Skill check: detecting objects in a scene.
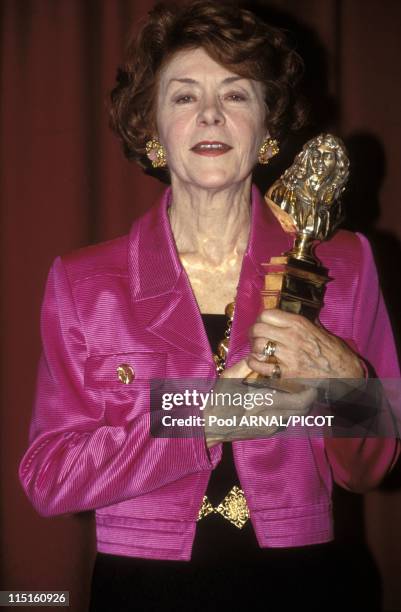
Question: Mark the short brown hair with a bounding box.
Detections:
[109,0,307,175]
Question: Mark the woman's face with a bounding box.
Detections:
[155,47,269,191]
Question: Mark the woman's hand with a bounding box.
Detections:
[204,357,317,449]
[247,308,364,380]
[205,309,364,449]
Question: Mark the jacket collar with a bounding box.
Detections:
[128,185,292,367]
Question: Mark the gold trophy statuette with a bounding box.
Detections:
[245,133,350,390]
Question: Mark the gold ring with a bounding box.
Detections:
[271,363,281,379]
[262,339,276,359]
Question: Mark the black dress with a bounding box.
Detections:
[88,315,381,611]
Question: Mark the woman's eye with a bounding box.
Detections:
[226,93,247,102]
[175,95,194,104]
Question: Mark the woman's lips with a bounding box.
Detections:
[190,141,232,156]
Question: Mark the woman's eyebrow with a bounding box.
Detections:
[166,76,247,89]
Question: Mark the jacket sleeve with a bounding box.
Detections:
[324,232,400,493]
[19,256,220,517]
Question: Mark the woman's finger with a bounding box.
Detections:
[259,309,337,352]
[258,309,328,342]
[246,355,285,378]
[220,358,254,379]
[250,322,326,364]
[249,322,292,345]
[251,337,283,358]
[258,308,302,328]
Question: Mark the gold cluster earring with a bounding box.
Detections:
[145,138,167,168]
[258,137,280,165]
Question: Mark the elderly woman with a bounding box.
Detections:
[19,1,400,611]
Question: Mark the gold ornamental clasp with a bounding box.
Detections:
[197,486,250,529]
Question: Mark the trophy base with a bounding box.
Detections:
[261,255,331,322]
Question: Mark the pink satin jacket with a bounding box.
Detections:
[19,185,400,560]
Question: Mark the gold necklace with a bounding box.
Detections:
[198,300,251,529]
[212,301,235,375]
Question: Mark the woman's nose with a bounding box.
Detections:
[196,98,225,126]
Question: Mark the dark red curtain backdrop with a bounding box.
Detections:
[1,1,401,611]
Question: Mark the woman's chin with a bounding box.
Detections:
[184,170,245,191]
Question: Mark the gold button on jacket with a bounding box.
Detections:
[116,364,135,384]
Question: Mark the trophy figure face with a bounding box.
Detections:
[268,133,350,259]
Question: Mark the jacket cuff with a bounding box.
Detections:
[324,436,400,493]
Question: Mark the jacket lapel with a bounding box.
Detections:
[127,188,212,363]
